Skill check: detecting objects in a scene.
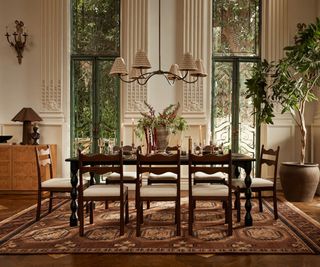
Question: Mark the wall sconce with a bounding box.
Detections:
[5,20,28,64]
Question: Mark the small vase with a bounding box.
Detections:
[155,126,170,152]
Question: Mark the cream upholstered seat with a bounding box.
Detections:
[136,149,181,237]
[188,150,233,236]
[35,145,87,221]
[232,145,280,222]
[78,150,129,237]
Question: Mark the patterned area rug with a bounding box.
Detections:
[0,197,319,254]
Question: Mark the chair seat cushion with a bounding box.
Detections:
[194,171,226,181]
[192,184,229,197]
[232,177,274,188]
[83,184,128,197]
[140,184,177,197]
[41,178,72,188]
[148,172,177,181]
[106,172,136,181]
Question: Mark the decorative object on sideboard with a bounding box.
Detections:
[0,135,13,143]
[30,124,40,145]
[5,20,28,64]
[12,108,42,145]
[109,0,207,85]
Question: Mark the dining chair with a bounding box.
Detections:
[78,149,129,236]
[136,148,181,237]
[232,145,280,222]
[35,145,85,221]
[105,145,140,208]
[193,145,226,185]
[188,150,233,236]
[145,146,179,208]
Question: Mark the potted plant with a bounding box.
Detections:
[136,101,188,153]
[245,18,320,201]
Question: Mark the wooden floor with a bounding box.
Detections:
[0,192,319,267]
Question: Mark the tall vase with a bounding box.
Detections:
[155,126,170,152]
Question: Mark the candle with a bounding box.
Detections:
[199,125,202,146]
[131,118,135,147]
[120,123,124,144]
[188,137,192,152]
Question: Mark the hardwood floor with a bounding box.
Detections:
[0,192,319,267]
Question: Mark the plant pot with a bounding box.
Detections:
[155,127,169,152]
[279,162,320,202]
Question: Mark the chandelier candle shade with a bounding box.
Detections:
[109,0,207,85]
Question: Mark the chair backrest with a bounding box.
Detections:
[136,149,181,183]
[258,145,280,183]
[35,145,54,187]
[188,150,232,189]
[78,150,124,190]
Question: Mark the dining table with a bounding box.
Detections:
[65,153,255,227]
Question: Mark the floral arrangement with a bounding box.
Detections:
[136,101,188,152]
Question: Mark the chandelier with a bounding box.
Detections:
[109,0,207,85]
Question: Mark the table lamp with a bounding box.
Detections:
[12,107,42,145]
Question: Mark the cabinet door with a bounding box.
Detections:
[0,146,12,190]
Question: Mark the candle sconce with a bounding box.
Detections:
[5,20,28,64]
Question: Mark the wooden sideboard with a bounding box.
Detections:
[0,144,57,191]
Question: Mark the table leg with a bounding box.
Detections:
[70,161,79,227]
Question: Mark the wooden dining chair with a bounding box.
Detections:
[188,150,233,236]
[35,145,85,221]
[105,145,140,208]
[78,149,129,236]
[136,149,181,237]
[232,145,280,222]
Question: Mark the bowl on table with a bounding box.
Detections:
[0,135,13,143]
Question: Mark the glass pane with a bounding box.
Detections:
[239,62,256,158]
[72,60,93,155]
[212,62,233,149]
[72,0,120,55]
[97,60,119,142]
[213,0,260,56]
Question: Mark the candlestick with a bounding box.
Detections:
[131,118,135,147]
[120,123,124,145]
[199,125,202,146]
[188,137,192,153]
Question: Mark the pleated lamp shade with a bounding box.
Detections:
[132,50,151,69]
[167,64,181,80]
[12,108,42,145]
[129,67,141,79]
[191,59,207,77]
[179,52,197,71]
[109,57,128,76]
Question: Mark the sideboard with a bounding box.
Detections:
[0,144,57,192]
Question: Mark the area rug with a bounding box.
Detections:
[0,197,319,254]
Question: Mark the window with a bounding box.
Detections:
[71,0,120,155]
[212,0,261,159]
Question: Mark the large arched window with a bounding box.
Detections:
[70,0,120,155]
[212,0,261,159]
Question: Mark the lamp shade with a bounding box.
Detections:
[12,107,42,122]
[109,57,128,76]
[132,50,151,69]
[179,52,197,71]
[190,59,207,77]
[167,64,181,80]
[12,108,42,145]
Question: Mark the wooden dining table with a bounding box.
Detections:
[65,153,255,227]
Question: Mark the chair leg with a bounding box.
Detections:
[236,191,241,222]
[227,200,233,236]
[120,199,124,236]
[48,192,53,213]
[188,198,194,236]
[125,193,129,224]
[273,191,278,220]
[36,190,42,221]
[89,201,94,224]
[176,199,181,236]
[105,201,108,209]
[258,191,263,212]
[136,202,141,237]
[147,200,150,209]
[79,200,84,237]
[224,201,228,224]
